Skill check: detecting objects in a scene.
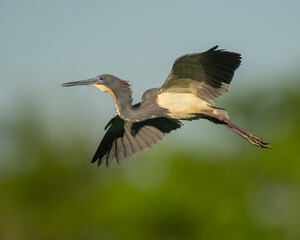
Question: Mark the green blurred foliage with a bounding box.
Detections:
[1,75,300,240]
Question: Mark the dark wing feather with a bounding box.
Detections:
[159,46,241,101]
[91,116,183,167]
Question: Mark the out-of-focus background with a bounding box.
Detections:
[1,1,300,239]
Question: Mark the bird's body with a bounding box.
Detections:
[157,91,223,119]
[62,46,271,166]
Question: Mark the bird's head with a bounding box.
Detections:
[61,74,131,103]
[62,74,114,89]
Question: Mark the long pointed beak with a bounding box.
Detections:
[61,77,100,87]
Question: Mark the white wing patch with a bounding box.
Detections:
[157,92,218,119]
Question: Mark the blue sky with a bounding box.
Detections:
[1,0,299,138]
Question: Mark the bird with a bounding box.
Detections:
[62,46,271,167]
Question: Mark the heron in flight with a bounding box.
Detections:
[62,46,271,167]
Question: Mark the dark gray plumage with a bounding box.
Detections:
[62,46,271,167]
[92,115,182,166]
[160,46,241,101]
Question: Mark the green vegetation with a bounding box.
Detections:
[1,76,299,240]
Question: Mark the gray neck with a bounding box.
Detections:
[111,81,167,122]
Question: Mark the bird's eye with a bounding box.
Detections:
[99,76,104,80]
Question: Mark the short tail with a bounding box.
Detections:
[210,105,229,119]
[202,111,272,148]
[215,108,229,120]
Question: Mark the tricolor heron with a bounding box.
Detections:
[62,46,271,167]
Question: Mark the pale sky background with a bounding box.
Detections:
[1,0,300,152]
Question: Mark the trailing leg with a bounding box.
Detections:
[201,111,272,148]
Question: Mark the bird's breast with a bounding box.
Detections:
[94,84,117,102]
[156,92,214,119]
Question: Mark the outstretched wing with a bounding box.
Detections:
[91,115,183,167]
[159,46,241,101]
